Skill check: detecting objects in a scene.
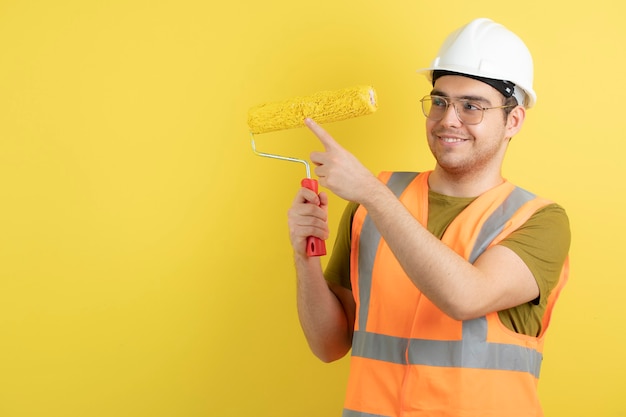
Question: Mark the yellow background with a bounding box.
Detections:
[0,1,624,416]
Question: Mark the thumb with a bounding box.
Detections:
[318,191,329,210]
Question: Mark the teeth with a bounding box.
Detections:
[441,137,464,143]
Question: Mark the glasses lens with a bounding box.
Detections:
[421,96,484,125]
[457,100,483,125]
[421,96,447,121]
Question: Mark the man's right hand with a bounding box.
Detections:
[287,186,329,257]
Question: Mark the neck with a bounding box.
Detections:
[427,166,505,198]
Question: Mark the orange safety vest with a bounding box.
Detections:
[344,171,569,417]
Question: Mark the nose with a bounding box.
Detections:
[440,101,462,126]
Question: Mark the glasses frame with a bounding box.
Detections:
[420,95,516,125]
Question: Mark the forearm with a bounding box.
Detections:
[361,181,483,319]
[294,253,352,362]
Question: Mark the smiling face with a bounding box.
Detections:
[426,75,525,181]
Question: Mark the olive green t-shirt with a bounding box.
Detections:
[324,190,571,337]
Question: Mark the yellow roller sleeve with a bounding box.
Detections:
[247,85,378,134]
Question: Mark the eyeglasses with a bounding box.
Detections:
[420,95,515,125]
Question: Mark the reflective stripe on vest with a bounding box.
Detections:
[354,172,541,377]
[352,319,542,377]
[355,172,419,331]
[344,410,387,417]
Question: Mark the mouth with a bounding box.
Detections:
[440,137,467,143]
[436,134,470,144]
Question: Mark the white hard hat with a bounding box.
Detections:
[417,18,536,108]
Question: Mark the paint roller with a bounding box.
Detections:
[248,85,378,257]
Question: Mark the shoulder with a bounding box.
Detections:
[499,201,570,300]
[524,202,571,242]
[507,183,570,247]
[504,200,570,255]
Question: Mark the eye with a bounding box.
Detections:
[432,96,448,107]
[461,100,482,111]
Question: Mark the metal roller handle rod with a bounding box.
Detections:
[250,133,311,178]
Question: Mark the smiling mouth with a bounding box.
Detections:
[440,137,467,143]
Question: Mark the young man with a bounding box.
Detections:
[287,18,570,417]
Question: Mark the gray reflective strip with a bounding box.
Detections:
[357,172,418,330]
[469,187,536,263]
[385,172,419,196]
[343,409,390,417]
[352,328,409,364]
[356,215,379,331]
[352,323,543,377]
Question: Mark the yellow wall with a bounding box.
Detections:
[0,1,623,416]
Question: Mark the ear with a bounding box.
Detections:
[505,105,526,139]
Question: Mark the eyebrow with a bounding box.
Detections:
[430,89,493,105]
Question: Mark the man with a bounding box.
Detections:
[287,18,570,417]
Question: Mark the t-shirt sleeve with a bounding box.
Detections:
[498,203,571,304]
[323,201,359,290]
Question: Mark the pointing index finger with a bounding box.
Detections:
[304,118,338,151]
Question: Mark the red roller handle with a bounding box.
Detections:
[301,178,327,257]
